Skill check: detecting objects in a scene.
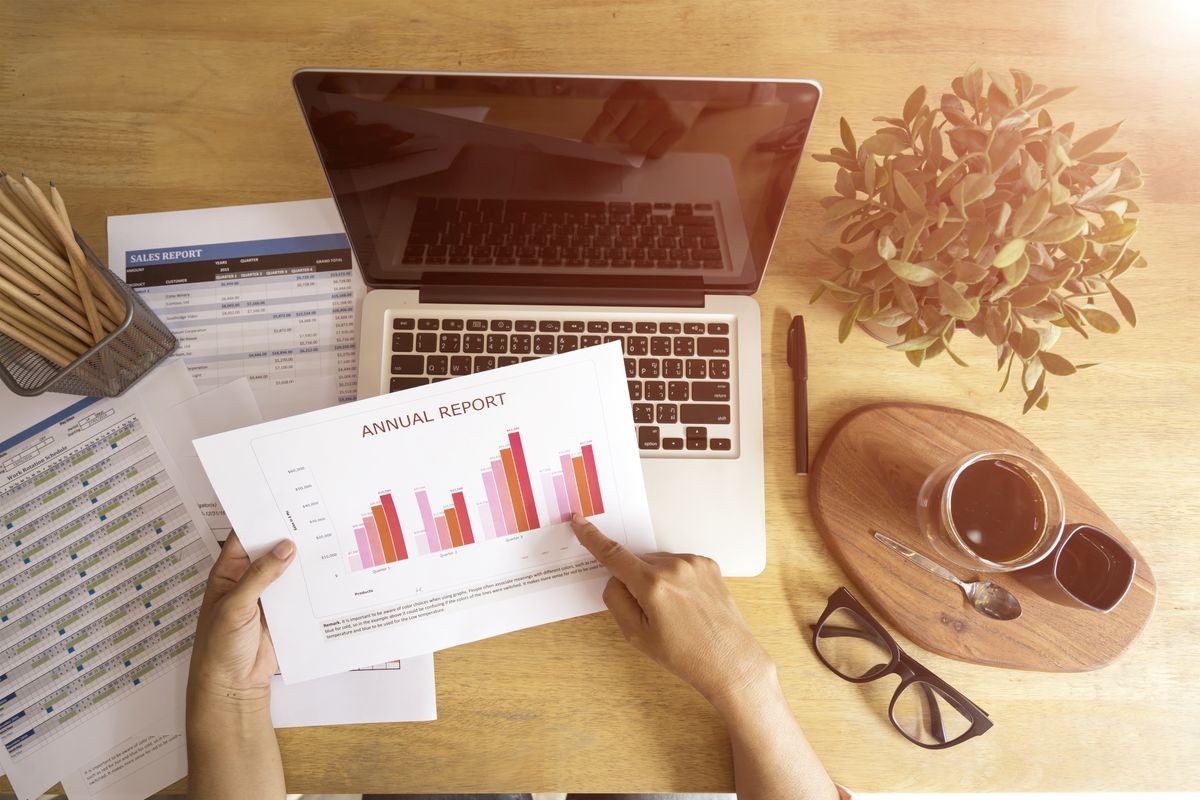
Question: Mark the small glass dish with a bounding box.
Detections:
[916,449,1065,573]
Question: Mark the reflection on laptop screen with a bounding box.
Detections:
[294,71,820,293]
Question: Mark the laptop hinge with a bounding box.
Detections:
[417,284,705,308]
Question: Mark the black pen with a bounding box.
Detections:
[787,316,808,474]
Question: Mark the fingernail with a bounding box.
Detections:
[273,539,295,559]
[572,513,585,525]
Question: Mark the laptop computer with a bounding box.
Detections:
[293,70,821,576]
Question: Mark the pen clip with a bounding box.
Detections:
[786,317,798,367]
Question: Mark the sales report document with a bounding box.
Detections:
[196,343,655,683]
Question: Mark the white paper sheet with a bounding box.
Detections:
[60,719,184,800]
[0,363,221,800]
[107,199,367,422]
[195,343,655,683]
[154,378,263,539]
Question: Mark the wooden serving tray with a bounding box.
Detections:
[809,403,1156,672]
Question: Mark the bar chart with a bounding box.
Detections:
[346,430,606,572]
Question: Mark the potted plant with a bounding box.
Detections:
[810,65,1146,411]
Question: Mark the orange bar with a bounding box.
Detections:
[572,456,594,516]
[500,448,530,531]
[444,508,465,547]
[371,504,398,563]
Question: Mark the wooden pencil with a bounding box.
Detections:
[2,173,60,248]
[49,182,126,320]
[0,237,89,316]
[0,294,87,357]
[0,273,94,344]
[21,176,105,343]
[0,258,95,335]
[0,172,57,252]
[0,316,74,368]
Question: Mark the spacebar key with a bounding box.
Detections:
[680,404,732,424]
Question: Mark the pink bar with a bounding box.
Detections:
[491,458,518,534]
[362,515,385,566]
[541,472,563,523]
[553,473,571,523]
[353,525,374,569]
[560,454,583,515]
[415,489,441,553]
[507,431,540,528]
[349,553,363,572]
[435,516,452,550]
[482,471,507,538]
[477,502,494,539]
[581,443,604,514]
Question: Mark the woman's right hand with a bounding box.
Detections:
[569,514,776,710]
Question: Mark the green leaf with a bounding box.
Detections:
[809,283,826,304]
[823,197,867,223]
[1010,186,1052,238]
[1107,281,1137,326]
[891,169,926,212]
[877,234,898,260]
[960,173,996,206]
[903,85,927,125]
[1069,121,1123,160]
[937,280,979,319]
[1036,392,1050,411]
[1039,351,1077,375]
[988,70,1018,104]
[886,259,940,285]
[1025,86,1076,109]
[906,348,925,367]
[1022,371,1047,414]
[863,134,906,156]
[919,221,964,259]
[1028,214,1086,244]
[838,298,864,343]
[888,331,943,352]
[992,238,1027,268]
[818,279,863,304]
[1092,220,1137,244]
[1082,307,1120,333]
[849,245,884,272]
[840,117,857,155]
[1009,284,1050,307]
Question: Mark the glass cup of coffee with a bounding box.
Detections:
[916,450,1065,573]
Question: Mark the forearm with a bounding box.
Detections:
[186,690,285,800]
[713,668,839,800]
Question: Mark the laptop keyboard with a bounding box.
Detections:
[388,313,738,457]
[401,197,724,270]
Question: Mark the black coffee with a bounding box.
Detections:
[949,457,1046,564]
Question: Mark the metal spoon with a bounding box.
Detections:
[873,531,1023,621]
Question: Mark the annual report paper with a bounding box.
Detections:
[195,343,654,683]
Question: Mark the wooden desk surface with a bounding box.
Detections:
[2,0,1197,792]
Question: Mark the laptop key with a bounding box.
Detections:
[684,322,706,334]
[710,438,732,451]
[498,356,521,367]
[538,320,561,332]
[662,437,684,450]
[663,358,683,378]
[474,356,496,371]
[638,359,660,379]
[564,320,585,332]
[651,336,671,356]
[516,320,537,331]
[612,321,634,333]
[416,333,438,352]
[393,318,416,330]
[655,404,678,424]
[627,381,642,400]
[534,335,555,355]
[490,319,513,331]
[390,377,429,392]
[557,335,579,353]
[710,359,730,379]
[426,355,449,375]
[636,322,658,333]
[660,322,682,334]
[467,319,488,331]
[439,333,462,353]
[698,337,730,357]
[510,334,532,354]
[638,426,661,450]
[686,436,708,451]
[624,358,636,378]
[418,319,439,330]
[668,381,689,401]
[633,404,654,424]
[463,334,485,353]
[450,356,472,375]
[443,319,465,330]
[587,321,609,333]
[487,334,509,354]
[681,404,732,424]
[692,382,731,402]
[707,322,730,334]
[391,355,424,375]
[627,336,648,355]
[645,381,666,401]
[392,332,414,352]
[685,359,707,379]
[581,335,602,348]
[673,337,695,356]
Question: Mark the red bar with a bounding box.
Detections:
[581,444,604,514]
[451,491,475,545]
[379,492,409,560]
[507,431,540,529]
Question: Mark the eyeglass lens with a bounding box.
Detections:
[891,680,974,746]
[814,607,893,680]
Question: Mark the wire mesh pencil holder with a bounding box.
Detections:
[0,236,176,397]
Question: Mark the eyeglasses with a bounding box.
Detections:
[811,587,993,749]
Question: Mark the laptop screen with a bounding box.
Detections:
[293,70,820,295]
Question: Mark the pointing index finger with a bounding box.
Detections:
[570,513,651,592]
